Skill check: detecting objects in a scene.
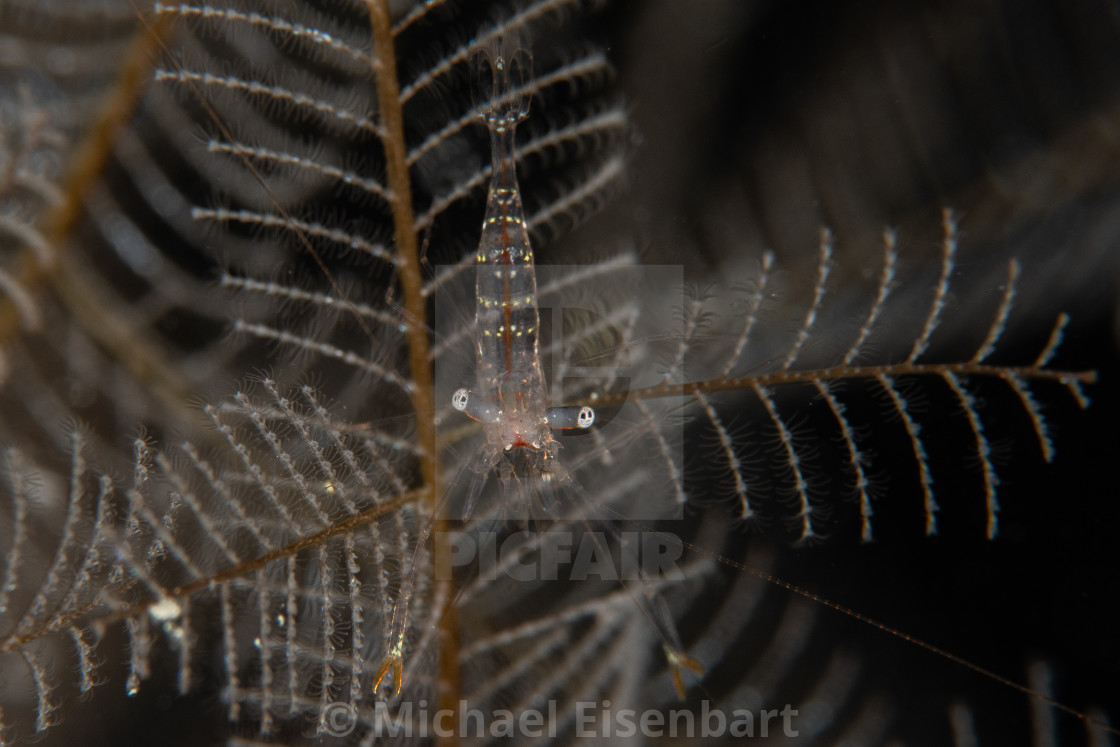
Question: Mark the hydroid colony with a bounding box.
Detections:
[0,1,1116,745]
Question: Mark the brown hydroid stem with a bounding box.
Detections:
[366,0,459,724]
[590,361,1098,408]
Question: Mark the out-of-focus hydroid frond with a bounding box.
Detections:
[582,211,1093,546]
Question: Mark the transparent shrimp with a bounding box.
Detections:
[373,37,702,702]
[372,37,594,700]
[449,38,594,521]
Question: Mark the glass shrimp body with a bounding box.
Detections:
[374,43,597,700]
[453,44,593,502]
[474,77,551,452]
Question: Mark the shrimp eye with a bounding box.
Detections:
[544,404,596,430]
[577,406,595,429]
[452,388,470,411]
